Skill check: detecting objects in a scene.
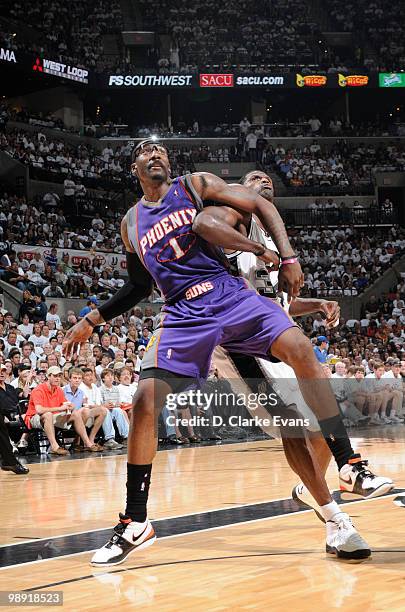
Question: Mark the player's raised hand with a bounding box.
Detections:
[62,319,93,359]
[278,261,304,301]
[319,300,340,328]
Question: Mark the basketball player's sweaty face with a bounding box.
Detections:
[243,171,274,201]
[132,144,171,184]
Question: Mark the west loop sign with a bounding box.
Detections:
[32,57,89,84]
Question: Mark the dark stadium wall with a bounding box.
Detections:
[0,151,28,195]
[7,87,83,130]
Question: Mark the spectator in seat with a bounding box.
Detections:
[347,366,370,417]
[3,261,27,291]
[28,323,49,349]
[381,360,404,422]
[100,334,115,360]
[117,367,138,413]
[367,361,392,424]
[79,368,117,450]
[63,175,76,213]
[25,264,47,294]
[63,367,105,452]
[10,364,36,399]
[32,295,48,322]
[138,326,152,348]
[24,366,85,456]
[0,364,29,474]
[18,313,34,338]
[314,336,329,363]
[19,292,36,322]
[46,303,62,329]
[44,248,58,271]
[79,298,98,318]
[32,252,45,275]
[99,369,129,444]
[3,330,21,357]
[43,279,65,298]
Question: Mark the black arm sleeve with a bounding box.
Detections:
[98,251,153,322]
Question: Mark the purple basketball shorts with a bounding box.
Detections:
[141,273,295,379]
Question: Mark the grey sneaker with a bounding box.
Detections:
[326,513,371,560]
[103,439,124,450]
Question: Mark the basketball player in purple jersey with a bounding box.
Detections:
[64,139,371,564]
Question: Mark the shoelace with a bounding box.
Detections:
[105,520,127,549]
[353,459,374,478]
[333,514,353,531]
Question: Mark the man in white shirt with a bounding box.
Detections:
[16,252,30,272]
[246,131,257,161]
[18,315,34,338]
[26,263,47,288]
[117,367,138,410]
[46,303,62,329]
[28,323,50,349]
[63,176,76,212]
[79,368,122,450]
[308,116,321,133]
[382,360,404,420]
[33,252,45,275]
[239,117,251,134]
[21,342,37,368]
[110,271,124,290]
[367,361,396,424]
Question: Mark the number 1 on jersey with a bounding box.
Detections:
[169,237,185,259]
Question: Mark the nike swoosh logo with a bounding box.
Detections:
[340,476,353,484]
[132,525,148,543]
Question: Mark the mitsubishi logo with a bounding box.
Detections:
[32,58,43,72]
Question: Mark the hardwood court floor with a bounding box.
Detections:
[1,430,405,610]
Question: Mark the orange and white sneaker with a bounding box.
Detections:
[339,455,394,499]
[91,513,156,567]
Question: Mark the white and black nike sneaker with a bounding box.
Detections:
[91,513,156,567]
[292,484,325,523]
[326,512,371,560]
[339,455,394,499]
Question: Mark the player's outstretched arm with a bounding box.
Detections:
[191,173,304,298]
[289,298,340,328]
[193,206,280,268]
[63,217,153,358]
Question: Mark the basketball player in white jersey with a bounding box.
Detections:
[196,170,394,521]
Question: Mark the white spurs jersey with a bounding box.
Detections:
[226,217,289,311]
[225,217,319,432]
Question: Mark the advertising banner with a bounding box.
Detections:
[0,52,396,90]
[32,57,89,84]
[13,245,128,275]
[379,73,405,88]
[107,74,194,87]
[0,47,17,64]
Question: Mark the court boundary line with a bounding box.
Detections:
[0,493,299,548]
[1,489,403,571]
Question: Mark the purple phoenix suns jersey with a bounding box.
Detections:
[124,175,227,302]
